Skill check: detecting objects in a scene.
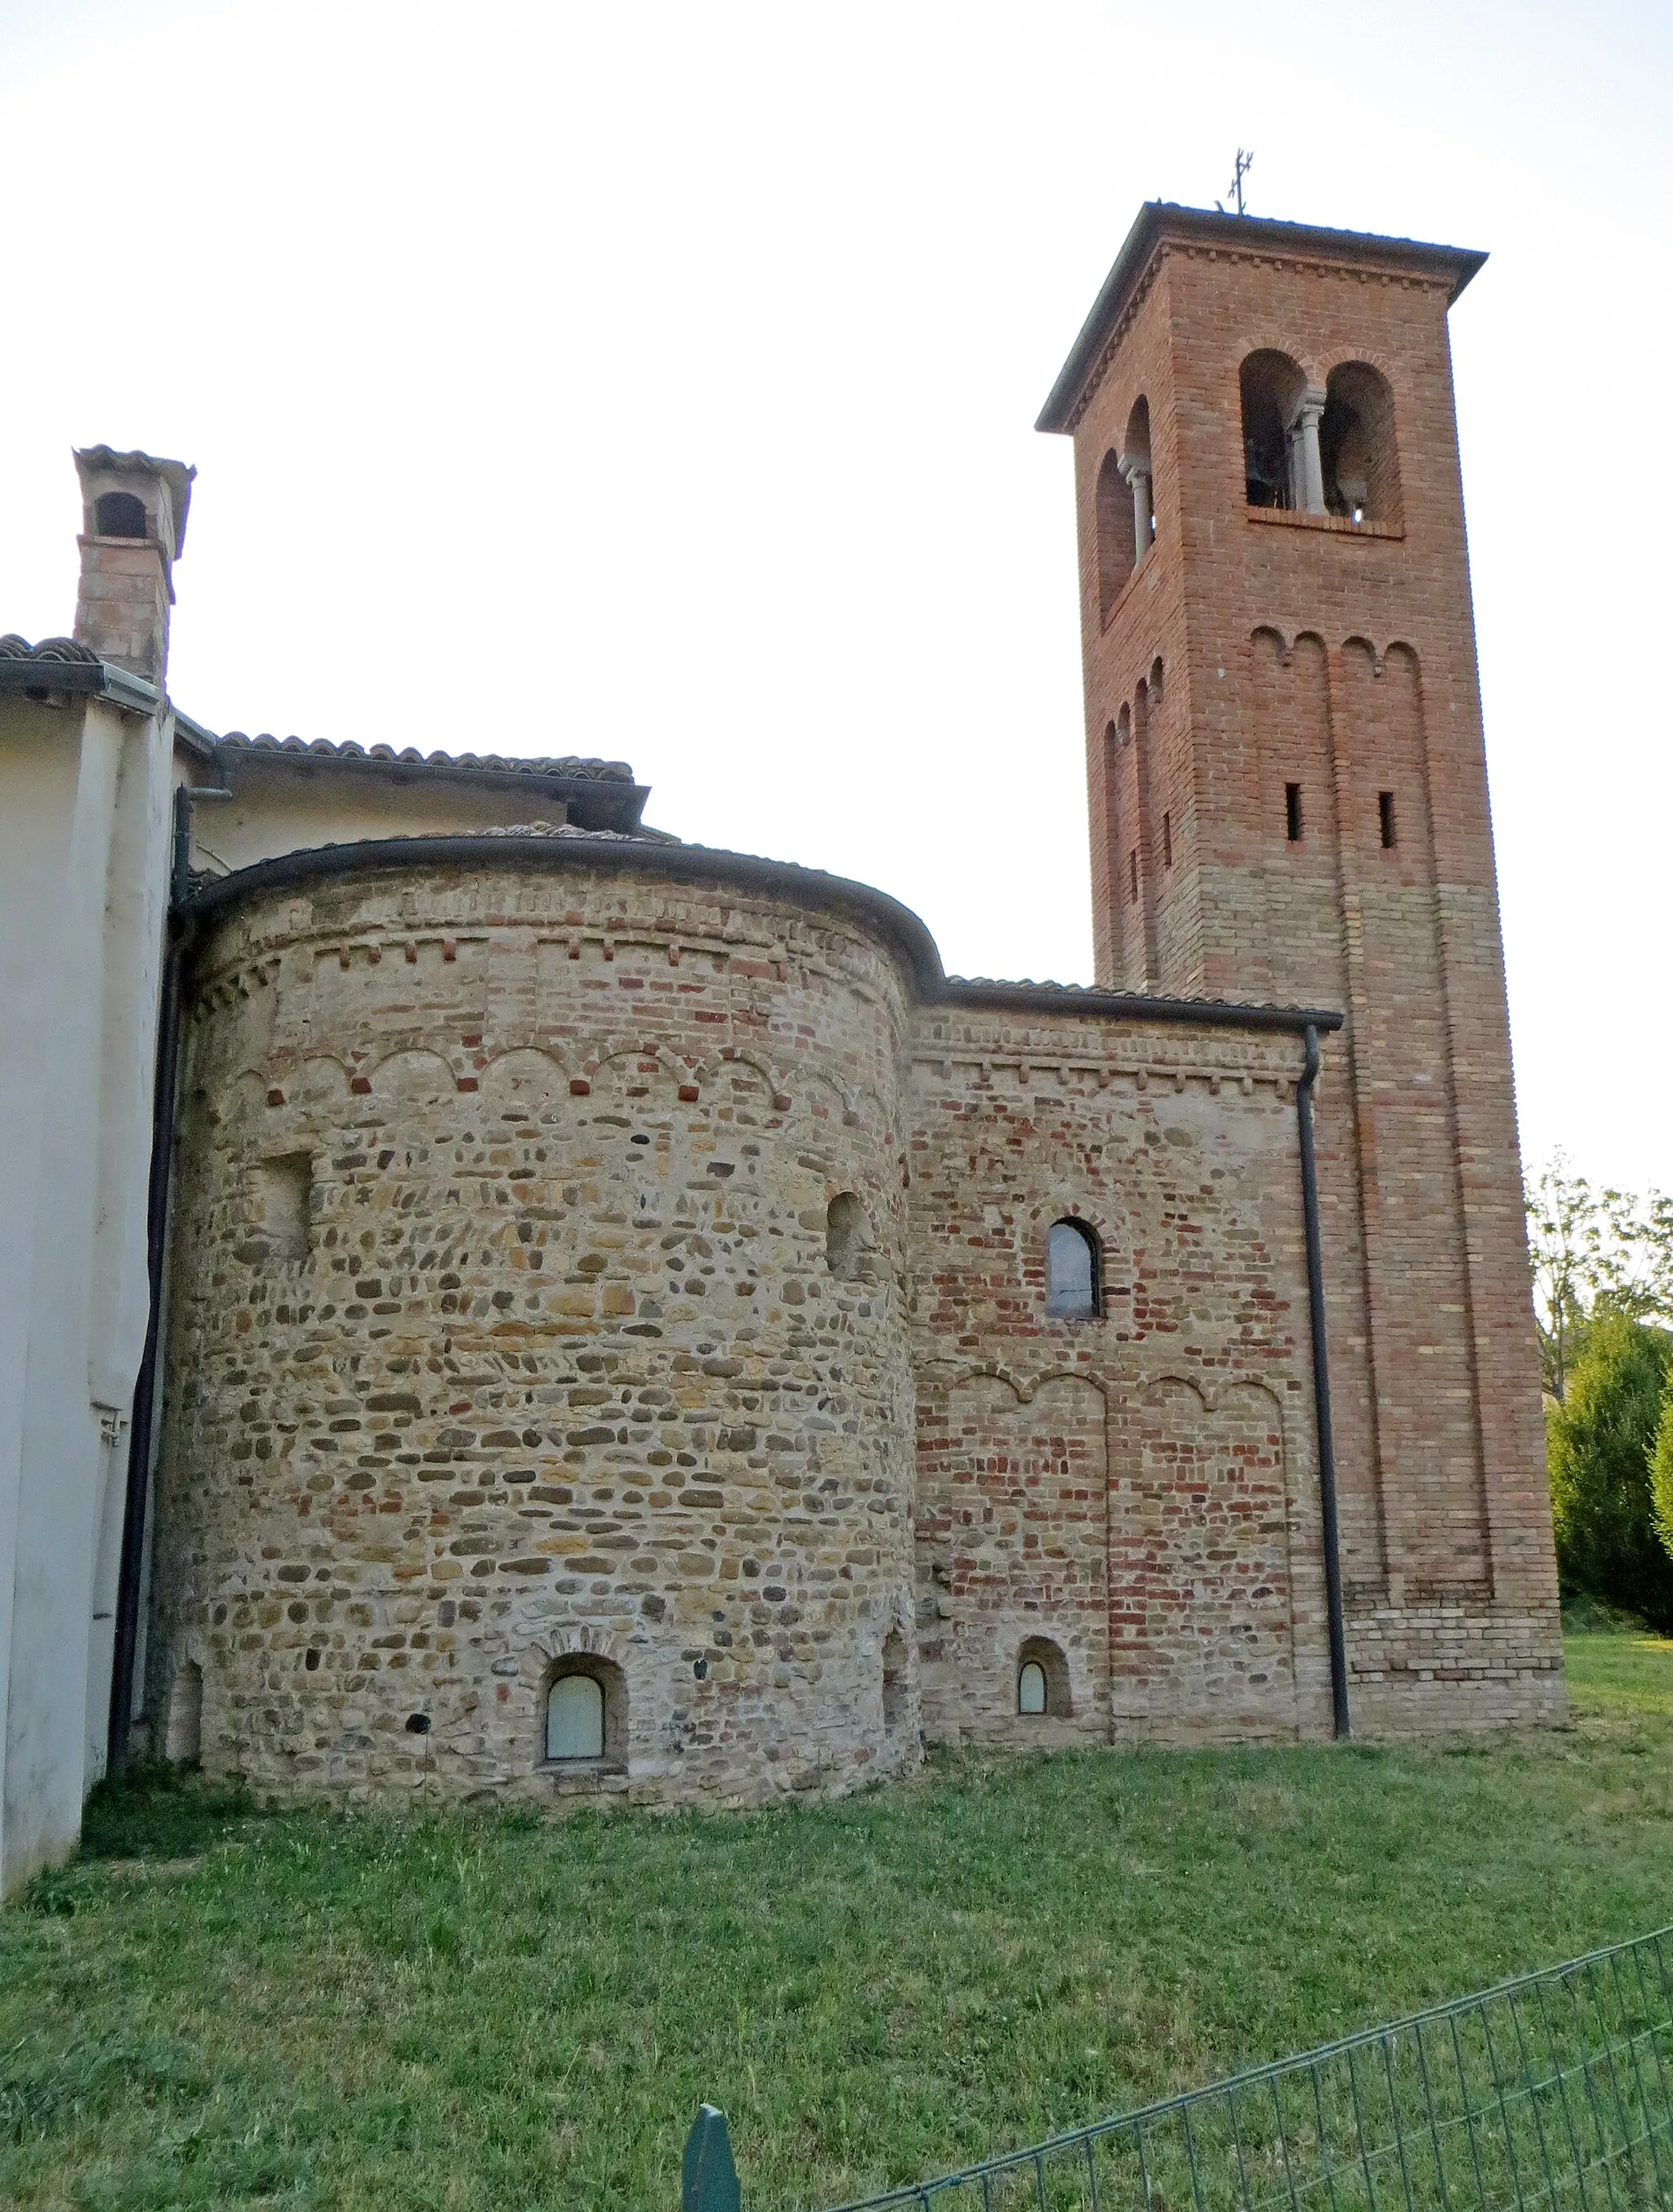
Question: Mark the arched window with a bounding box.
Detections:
[1122,396,1154,555]
[826,1191,872,1281]
[1045,1217,1100,1319]
[95,490,148,539]
[1321,362,1401,526]
[1096,448,1136,619]
[542,1657,624,1765]
[165,1657,203,1763]
[547,1675,603,1759]
[1239,350,1307,508]
[1149,655,1164,704]
[1017,1636,1071,1716]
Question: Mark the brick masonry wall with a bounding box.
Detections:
[73,536,172,681]
[147,858,924,1807]
[908,1008,1336,1748]
[1057,221,1565,1732]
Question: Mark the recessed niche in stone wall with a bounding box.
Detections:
[164,1657,203,1763]
[255,1153,312,1262]
[826,1191,872,1280]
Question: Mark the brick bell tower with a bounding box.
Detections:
[1038,204,1563,1730]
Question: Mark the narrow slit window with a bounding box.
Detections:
[1379,791,1397,849]
[1286,783,1303,843]
[1162,811,1173,868]
[1128,849,1139,903]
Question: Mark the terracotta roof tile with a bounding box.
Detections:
[0,633,103,665]
[214,730,636,783]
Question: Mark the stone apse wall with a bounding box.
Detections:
[148,854,922,1807]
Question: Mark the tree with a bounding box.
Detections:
[1548,1315,1673,1629]
[1526,1156,1673,1399]
[1527,1157,1605,1401]
[1640,1190,1673,1318]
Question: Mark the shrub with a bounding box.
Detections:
[1652,1377,1673,1568]
[1549,1316,1673,1629]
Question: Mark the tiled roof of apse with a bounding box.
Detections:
[214,730,636,782]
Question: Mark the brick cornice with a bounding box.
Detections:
[1063,239,1456,435]
[1040,203,1481,436]
[1061,256,1163,435]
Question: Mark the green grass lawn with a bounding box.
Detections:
[4,1634,1671,2212]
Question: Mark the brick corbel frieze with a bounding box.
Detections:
[1063,240,1456,435]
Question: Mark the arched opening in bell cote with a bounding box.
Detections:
[1239,350,1306,509]
[1096,448,1136,619]
[1321,361,1401,527]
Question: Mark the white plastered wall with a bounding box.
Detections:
[0,693,173,1900]
[190,758,585,876]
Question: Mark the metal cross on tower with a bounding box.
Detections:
[1221,147,1254,216]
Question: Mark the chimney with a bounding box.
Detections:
[72,446,196,685]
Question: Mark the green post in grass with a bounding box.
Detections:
[683,2104,741,2212]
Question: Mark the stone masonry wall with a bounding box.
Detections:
[147,856,921,1807]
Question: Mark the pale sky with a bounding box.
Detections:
[2,0,1668,1199]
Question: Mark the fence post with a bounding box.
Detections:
[684,2103,742,2212]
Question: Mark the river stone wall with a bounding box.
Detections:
[147,857,921,1806]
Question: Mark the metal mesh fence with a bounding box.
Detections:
[819,1930,1673,2212]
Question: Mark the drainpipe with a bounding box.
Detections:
[106,782,219,1769]
[1297,1022,1350,1739]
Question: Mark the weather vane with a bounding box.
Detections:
[1216,148,1254,217]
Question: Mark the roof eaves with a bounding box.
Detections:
[176,832,1343,1038]
[0,635,163,716]
[939,975,1343,1036]
[212,731,637,783]
[170,706,219,760]
[210,730,652,828]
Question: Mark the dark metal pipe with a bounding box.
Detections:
[107,787,194,1770]
[1297,1021,1350,1739]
